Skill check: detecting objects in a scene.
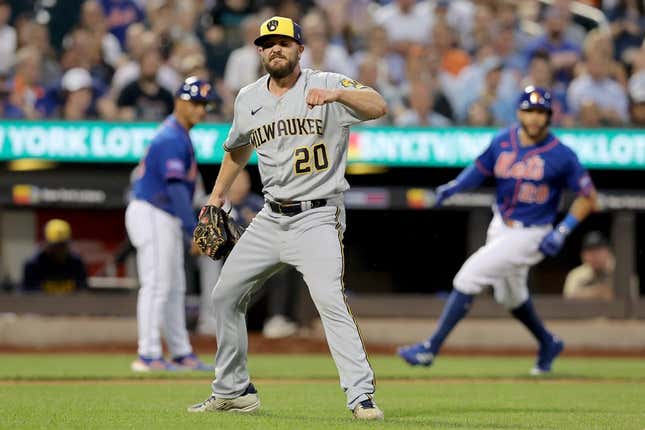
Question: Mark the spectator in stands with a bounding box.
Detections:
[563,231,615,301]
[0,0,16,76]
[394,79,452,127]
[431,0,475,53]
[58,67,115,120]
[199,0,259,78]
[496,1,532,52]
[80,0,122,69]
[580,28,628,87]
[355,54,400,125]
[372,0,431,56]
[522,50,574,127]
[466,99,494,126]
[109,23,146,96]
[431,20,470,78]
[300,11,356,77]
[100,0,145,49]
[550,0,587,48]
[60,27,113,88]
[114,26,181,96]
[3,47,45,119]
[495,24,525,75]
[458,56,519,126]
[21,219,88,294]
[0,71,8,117]
[117,48,174,121]
[352,24,406,86]
[18,20,61,87]
[629,70,645,125]
[315,0,374,50]
[468,3,495,56]
[606,0,645,65]
[567,50,630,126]
[524,6,581,86]
[223,15,262,95]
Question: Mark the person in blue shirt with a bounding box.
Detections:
[398,86,598,375]
[125,76,216,372]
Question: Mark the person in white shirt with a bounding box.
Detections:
[299,12,356,77]
[567,50,629,125]
[223,15,262,95]
[0,0,16,76]
[372,0,432,54]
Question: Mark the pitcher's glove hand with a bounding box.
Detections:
[193,205,244,260]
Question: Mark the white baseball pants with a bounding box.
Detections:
[453,212,552,309]
[125,200,192,358]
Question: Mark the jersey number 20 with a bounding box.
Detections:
[294,143,329,175]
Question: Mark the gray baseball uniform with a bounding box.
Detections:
[210,68,375,410]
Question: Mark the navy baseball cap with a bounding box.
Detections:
[254,16,304,46]
[518,86,552,112]
[175,76,216,103]
[582,231,609,250]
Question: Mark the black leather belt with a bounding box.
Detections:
[268,199,327,216]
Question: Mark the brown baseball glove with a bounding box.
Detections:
[193,205,244,260]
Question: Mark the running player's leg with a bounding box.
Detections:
[497,265,564,372]
[498,267,551,345]
[286,206,375,410]
[210,208,283,398]
[400,225,532,364]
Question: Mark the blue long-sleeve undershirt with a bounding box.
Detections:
[167,181,197,238]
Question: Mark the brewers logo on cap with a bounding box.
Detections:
[254,16,304,46]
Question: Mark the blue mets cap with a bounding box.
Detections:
[254,16,304,46]
[175,76,216,103]
[518,86,552,111]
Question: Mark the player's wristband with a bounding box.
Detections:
[556,214,579,236]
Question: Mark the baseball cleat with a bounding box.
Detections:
[130,356,178,372]
[397,341,435,366]
[530,336,564,375]
[171,353,214,371]
[353,399,384,420]
[262,314,298,339]
[187,383,260,413]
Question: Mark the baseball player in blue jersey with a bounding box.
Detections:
[398,86,598,375]
[125,76,215,372]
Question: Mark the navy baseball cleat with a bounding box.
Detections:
[530,336,564,375]
[171,353,214,371]
[397,341,435,366]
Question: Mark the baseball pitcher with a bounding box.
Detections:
[398,86,598,375]
[188,16,387,420]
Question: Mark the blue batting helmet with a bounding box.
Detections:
[175,76,216,103]
[518,86,552,112]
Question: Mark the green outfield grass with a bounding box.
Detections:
[1,354,644,429]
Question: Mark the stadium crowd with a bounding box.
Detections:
[0,0,643,127]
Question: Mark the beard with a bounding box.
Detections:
[263,54,298,79]
[520,120,549,140]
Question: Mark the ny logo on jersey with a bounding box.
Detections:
[494,152,545,181]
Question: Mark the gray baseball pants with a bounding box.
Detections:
[208,202,375,409]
